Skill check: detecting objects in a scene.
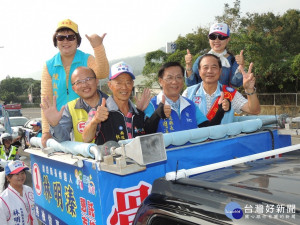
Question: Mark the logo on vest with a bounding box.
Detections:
[77,121,86,133]
[226,86,235,92]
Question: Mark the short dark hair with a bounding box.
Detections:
[53,28,82,47]
[158,62,185,79]
[198,54,222,69]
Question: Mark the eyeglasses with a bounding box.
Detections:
[56,34,76,41]
[208,33,229,41]
[163,75,184,83]
[72,77,96,86]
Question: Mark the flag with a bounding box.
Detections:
[2,108,12,134]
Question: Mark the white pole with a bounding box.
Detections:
[165,144,300,181]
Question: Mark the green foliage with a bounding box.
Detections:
[215,0,241,32]
[143,0,300,93]
[142,50,168,88]
[0,77,41,105]
[237,9,300,92]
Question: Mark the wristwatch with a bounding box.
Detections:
[245,87,256,95]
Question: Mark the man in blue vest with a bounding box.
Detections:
[143,62,230,134]
[183,54,261,124]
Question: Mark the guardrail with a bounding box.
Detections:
[256,93,300,106]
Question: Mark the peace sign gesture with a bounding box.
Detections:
[240,62,255,93]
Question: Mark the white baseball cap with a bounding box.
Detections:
[209,22,230,37]
[5,160,29,175]
[109,61,135,80]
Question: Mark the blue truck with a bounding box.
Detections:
[25,116,299,225]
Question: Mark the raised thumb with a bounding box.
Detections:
[161,95,166,105]
[218,92,224,104]
[101,98,106,107]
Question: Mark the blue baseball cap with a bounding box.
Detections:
[31,122,41,127]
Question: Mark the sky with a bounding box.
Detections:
[0,0,299,80]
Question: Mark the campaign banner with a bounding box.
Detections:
[30,130,291,225]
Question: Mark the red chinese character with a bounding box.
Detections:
[88,200,95,218]
[81,216,88,225]
[80,197,87,213]
[107,181,151,225]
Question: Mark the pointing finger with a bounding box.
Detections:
[187,49,190,55]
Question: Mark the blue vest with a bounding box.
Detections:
[46,49,90,110]
[186,82,235,124]
[148,96,199,133]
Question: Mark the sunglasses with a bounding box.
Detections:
[56,34,76,41]
[208,33,229,41]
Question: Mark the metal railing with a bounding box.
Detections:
[257,93,300,106]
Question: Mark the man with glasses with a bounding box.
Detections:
[82,62,147,145]
[143,62,230,134]
[185,22,244,87]
[41,66,108,142]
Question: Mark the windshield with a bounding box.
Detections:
[9,118,28,126]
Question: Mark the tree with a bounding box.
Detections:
[235,9,300,92]
[0,77,24,103]
[0,77,42,104]
[142,50,168,88]
[291,53,300,92]
[215,0,241,32]
[142,0,299,93]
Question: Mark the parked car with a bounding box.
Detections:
[133,150,300,225]
[19,118,42,150]
[0,116,29,144]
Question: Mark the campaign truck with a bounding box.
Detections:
[25,115,300,225]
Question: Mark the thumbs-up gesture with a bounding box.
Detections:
[240,63,256,93]
[85,33,107,48]
[162,95,171,118]
[218,92,230,112]
[185,49,193,68]
[235,50,245,67]
[93,98,109,123]
[40,95,65,127]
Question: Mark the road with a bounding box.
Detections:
[22,107,41,119]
